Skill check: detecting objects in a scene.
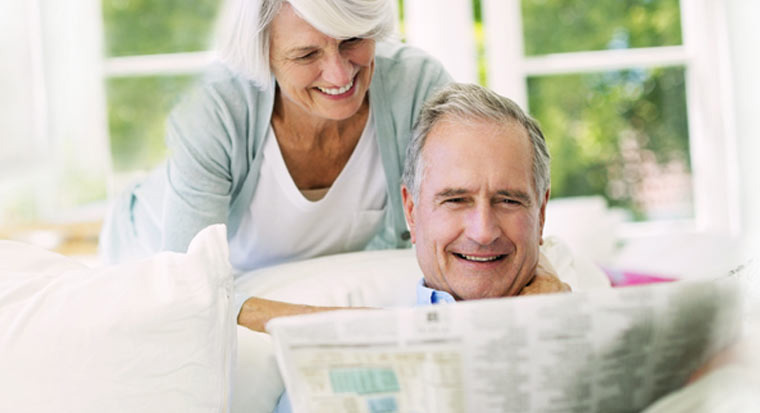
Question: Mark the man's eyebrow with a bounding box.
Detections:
[434,188,469,198]
[496,189,533,205]
[433,188,535,205]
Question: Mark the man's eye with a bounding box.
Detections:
[500,198,521,206]
[444,198,466,204]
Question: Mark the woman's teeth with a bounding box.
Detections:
[318,79,353,95]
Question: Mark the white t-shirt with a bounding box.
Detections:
[229,114,387,270]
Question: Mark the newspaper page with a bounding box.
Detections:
[268,272,746,413]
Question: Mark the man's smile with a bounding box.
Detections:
[452,252,507,263]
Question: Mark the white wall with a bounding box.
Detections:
[403,0,477,83]
[726,0,760,261]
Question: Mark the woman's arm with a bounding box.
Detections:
[238,251,570,333]
[237,297,344,332]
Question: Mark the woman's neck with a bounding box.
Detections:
[271,88,369,150]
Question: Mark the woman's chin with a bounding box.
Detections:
[313,95,367,121]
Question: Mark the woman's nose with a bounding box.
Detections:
[321,53,352,86]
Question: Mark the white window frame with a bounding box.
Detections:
[479,0,740,239]
[103,52,215,78]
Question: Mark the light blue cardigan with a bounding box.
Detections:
[99,42,451,266]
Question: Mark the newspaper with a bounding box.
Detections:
[268,273,746,413]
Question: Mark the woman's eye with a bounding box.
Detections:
[297,51,317,61]
[341,37,363,47]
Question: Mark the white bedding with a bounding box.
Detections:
[0,225,236,413]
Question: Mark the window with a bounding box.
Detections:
[479,0,736,234]
[521,0,690,221]
[102,0,222,177]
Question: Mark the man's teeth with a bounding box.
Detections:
[318,79,353,95]
[457,253,502,262]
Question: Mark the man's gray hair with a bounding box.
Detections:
[215,0,396,89]
[402,83,551,201]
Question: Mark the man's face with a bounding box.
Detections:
[402,116,549,301]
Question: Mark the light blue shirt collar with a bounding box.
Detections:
[416,278,456,305]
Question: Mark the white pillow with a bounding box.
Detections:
[0,224,235,413]
[230,238,609,413]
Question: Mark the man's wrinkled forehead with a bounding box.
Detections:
[419,117,538,198]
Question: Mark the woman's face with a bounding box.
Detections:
[269,3,375,121]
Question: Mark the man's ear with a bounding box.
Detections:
[401,185,416,244]
[538,188,550,245]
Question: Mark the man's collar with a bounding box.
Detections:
[416,278,456,305]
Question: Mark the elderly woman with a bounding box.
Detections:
[100,0,565,332]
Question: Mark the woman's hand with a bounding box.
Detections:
[518,251,572,296]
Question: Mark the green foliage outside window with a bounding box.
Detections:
[106,75,198,171]
[102,0,222,56]
[521,0,683,55]
[520,0,691,220]
[528,67,691,220]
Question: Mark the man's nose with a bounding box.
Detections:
[321,52,352,86]
[465,205,501,246]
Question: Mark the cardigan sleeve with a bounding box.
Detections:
[161,72,261,252]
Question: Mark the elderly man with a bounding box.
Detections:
[273,83,569,413]
[400,82,566,304]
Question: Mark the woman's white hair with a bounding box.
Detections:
[215,0,396,89]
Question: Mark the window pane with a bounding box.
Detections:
[528,67,692,221]
[107,75,197,171]
[521,0,683,55]
[102,0,222,56]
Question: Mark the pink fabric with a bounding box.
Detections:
[603,268,678,287]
